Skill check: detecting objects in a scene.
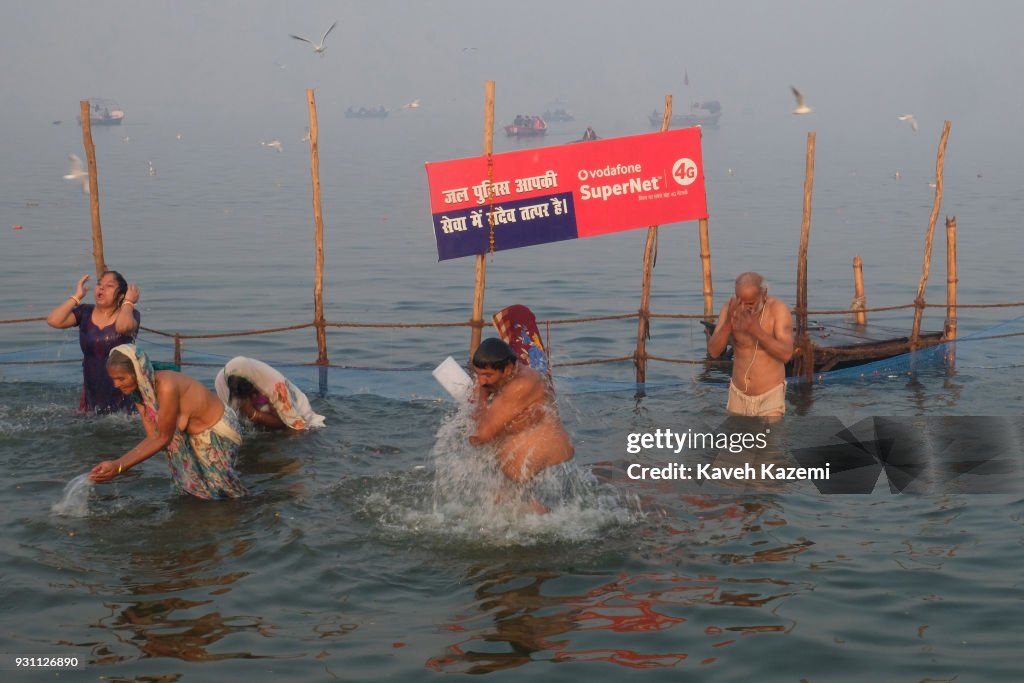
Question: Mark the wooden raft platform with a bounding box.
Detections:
[701,320,946,374]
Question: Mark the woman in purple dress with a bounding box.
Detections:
[47,271,141,413]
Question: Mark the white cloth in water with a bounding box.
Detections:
[214,356,326,430]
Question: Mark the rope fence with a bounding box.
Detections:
[7,300,1024,330]
[4,300,1024,373]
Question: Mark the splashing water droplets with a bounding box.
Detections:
[51,473,94,517]
[363,402,643,547]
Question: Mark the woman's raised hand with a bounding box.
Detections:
[74,274,90,301]
[125,283,140,305]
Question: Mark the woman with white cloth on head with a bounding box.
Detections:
[215,357,325,431]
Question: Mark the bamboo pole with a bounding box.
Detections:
[469,80,495,360]
[794,132,816,381]
[852,255,866,325]
[910,120,952,349]
[944,216,958,369]
[79,101,106,277]
[699,217,713,321]
[306,89,328,366]
[634,96,673,385]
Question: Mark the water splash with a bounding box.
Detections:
[51,473,94,517]
[363,404,643,547]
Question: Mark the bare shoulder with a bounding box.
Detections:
[155,369,186,387]
[768,297,792,318]
[156,370,206,398]
[510,365,543,391]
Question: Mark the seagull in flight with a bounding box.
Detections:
[897,114,918,132]
[290,21,338,55]
[791,86,813,115]
[262,139,283,152]
[63,154,89,194]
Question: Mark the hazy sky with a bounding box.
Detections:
[3,0,1022,137]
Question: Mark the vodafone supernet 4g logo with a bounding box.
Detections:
[672,158,699,186]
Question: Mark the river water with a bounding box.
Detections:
[1,99,1022,681]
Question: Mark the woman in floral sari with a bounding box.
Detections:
[89,344,247,500]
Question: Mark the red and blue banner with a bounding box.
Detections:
[424,127,708,261]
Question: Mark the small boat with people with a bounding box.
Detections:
[649,100,722,128]
[77,98,124,126]
[505,115,547,137]
[345,105,389,119]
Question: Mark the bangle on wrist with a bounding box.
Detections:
[117,461,123,474]
[123,300,136,307]
[69,295,81,305]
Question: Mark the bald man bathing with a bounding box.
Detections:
[707,272,794,417]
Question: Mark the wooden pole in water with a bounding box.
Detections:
[794,132,816,381]
[944,216,958,368]
[469,80,495,360]
[306,89,328,366]
[634,96,673,385]
[79,101,107,277]
[852,255,867,325]
[911,120,951,350]
[699,217,714,321]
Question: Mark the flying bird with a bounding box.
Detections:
[290,21,338,55]
[301,127,310,143]
[262,139,283,152]
[897,114,918,132]
[401,99,421,109]
[63,154,89,194]
[791,86,813,115]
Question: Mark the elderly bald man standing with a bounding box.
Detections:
[707,272,795,416]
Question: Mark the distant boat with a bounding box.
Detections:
[345,106,389,119]
[542,108,575,123]
[77,98,124,126]
[649,100,722,128]
[505,115,547,137]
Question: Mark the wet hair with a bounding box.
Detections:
[472,338,517,370]
[106,349,134,373]
[226,375,257,401]
[101,270,129,307]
